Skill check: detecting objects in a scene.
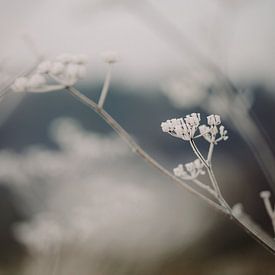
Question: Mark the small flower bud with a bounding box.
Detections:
[101,51,119,64]
[260,190,271,199]
[207,114,221,126]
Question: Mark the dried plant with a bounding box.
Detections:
[2,53,274,257]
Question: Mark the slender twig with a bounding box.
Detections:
[65,85,275,254]
[192,178,217,198]
[98,64,112,108]
[189,139,229,209]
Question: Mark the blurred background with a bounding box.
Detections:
[1,0,275,274]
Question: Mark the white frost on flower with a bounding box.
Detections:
[207,114,221,126]
[162,113,228,146]
[173,159,205,180]
[11,53,88,93]
[161,113,201,140]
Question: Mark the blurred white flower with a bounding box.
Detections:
[11,53,88,93]
[101,51,119,64]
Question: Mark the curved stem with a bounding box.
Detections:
[65,85,275,254]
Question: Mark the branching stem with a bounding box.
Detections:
[65,85,275,255]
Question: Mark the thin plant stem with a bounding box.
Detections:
[192,178,217,198]
[189,138,230,210]
[98,64,112,108]
[207,139,215,163]
[65,85,275,254]
[65,86,222,212]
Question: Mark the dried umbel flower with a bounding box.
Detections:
[207,114,221,126]
[161,113,201,140]
[173,159,205,180]
[11,53,88,93]
[161,113,228,145]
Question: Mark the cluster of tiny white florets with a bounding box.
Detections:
[161,113,228,143]
[161,113,201,140]
[173,159,205,180]
[199,115,228,143]
[12,53,88,93]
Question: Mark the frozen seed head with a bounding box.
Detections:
[173,164,185,177]
[173,159,204,179]
[207,114,221,126]
[260,190,271,199]
[199,125,210,135]
[101,51,119,64]
[161,113,200,140]
[11,77,29,92]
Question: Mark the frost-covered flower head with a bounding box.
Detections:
[173,159,205,180]
[207,114,221,126]
[161,113,201,140]
[11,53,88,93]
[198,115,228,143]
[161,113,228,144]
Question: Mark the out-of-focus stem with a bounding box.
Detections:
[98,64,112,109]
